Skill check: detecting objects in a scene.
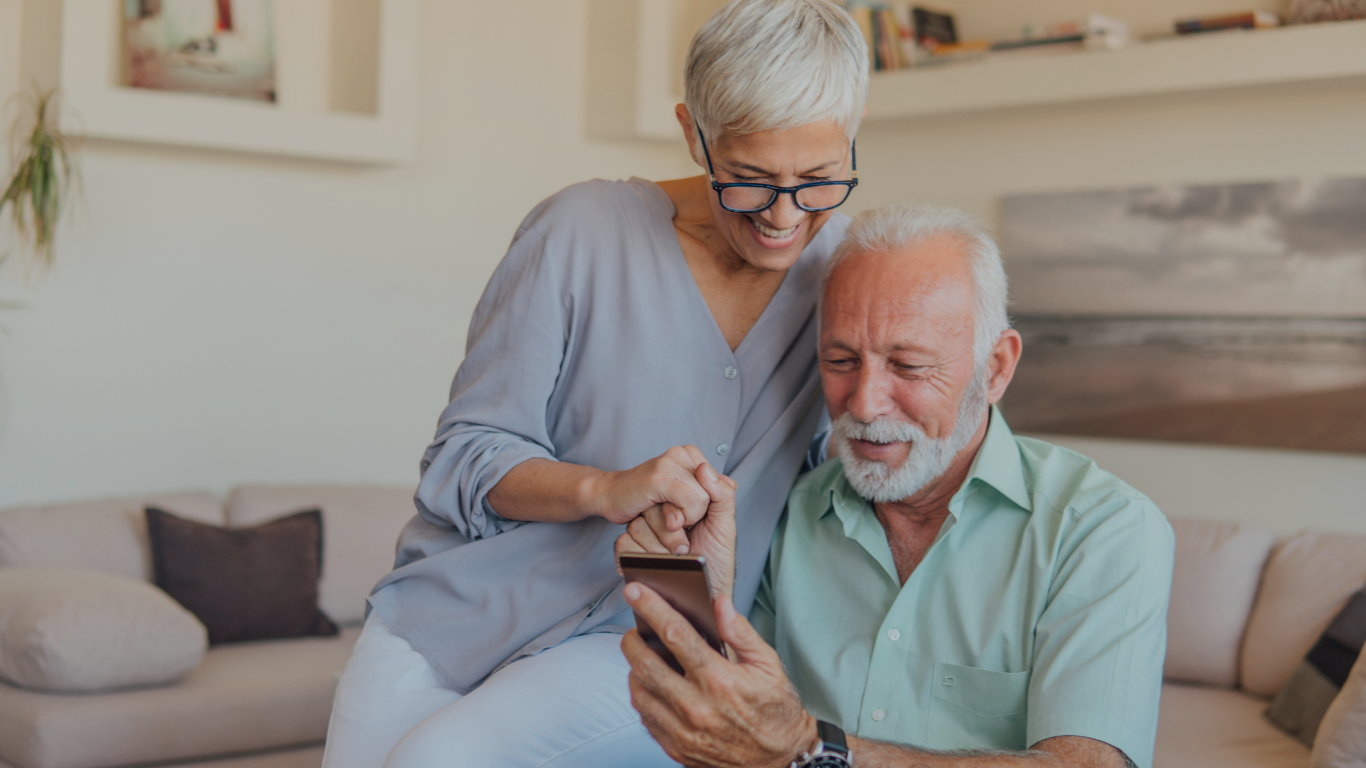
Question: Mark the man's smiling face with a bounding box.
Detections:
[818,237,985,500]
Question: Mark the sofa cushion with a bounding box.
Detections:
[147,508,338,645]
[1267,589,1366,746]
[0,626,358,768]
[0,493,222,582]
[1165,518,1274,687]
[1312,651,1366,768]
[1242,532,1366,698]
[0,569,206,693]
[1155,682,1309,768]
[226,486,415,624]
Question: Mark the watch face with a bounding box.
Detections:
[805,757,851,768]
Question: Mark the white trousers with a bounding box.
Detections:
[321,613,680,768]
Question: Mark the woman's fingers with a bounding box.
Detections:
[643,504,690,555]
[625,512,676,555]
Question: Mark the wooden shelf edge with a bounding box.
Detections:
[865,19,1366,121]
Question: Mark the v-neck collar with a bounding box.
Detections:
[634,178,800,364]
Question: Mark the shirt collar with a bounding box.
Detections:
[822,405,1031,528]
[954,405,1031,513]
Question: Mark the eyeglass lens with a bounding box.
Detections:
[719,184,852,213]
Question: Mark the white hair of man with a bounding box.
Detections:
[824,205,1011,503]
[684,0,869,164]
[824,204,1011,369]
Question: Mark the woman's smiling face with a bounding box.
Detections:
[693,118,854,274]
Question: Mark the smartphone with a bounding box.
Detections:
[620,553,725,674]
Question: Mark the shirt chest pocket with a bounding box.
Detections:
[927,663,1030,752]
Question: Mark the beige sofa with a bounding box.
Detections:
[0,487,414,768]
[1157,520,1366,768]
[0,487,1362,768]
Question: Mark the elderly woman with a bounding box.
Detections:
[322,1,868,766]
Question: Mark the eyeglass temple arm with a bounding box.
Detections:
[696,119,857,180]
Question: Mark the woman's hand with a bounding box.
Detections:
[488,446,721,554]
[590,446,717,553]
[616,462,738,599]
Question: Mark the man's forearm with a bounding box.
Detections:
[846,736,1128,768]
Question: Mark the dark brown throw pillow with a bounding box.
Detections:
[145,507,338,645]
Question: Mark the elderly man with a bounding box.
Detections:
[617,204,1174,768]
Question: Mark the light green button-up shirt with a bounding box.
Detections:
[752,407,1173,768]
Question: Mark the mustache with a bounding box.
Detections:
[834,414,925,446]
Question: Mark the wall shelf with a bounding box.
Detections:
[591,5,1366,140]
[865,19,1366,122]
[4,0,422,165]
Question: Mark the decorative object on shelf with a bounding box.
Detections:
[1290,0,1366,23]
[911,6,956,46]
[998,178,1366,454]
[1174,10,1281,34]
[1084,15,1131,50]
[1,87,79,266]
[992,19,1084,50]
[989,15,1130,52]
[124,0,277,103]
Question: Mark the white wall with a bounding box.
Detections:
[0,0,690,507]
[3,0,1364,537]
[1032,433,1366,536]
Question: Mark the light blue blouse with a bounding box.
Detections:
[368,178,848,693]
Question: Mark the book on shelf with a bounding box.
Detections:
[847,2,913,71]
[1174,10,1280,34]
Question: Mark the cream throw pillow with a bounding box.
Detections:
[0,568,207,692]
[1314,651,1366,768]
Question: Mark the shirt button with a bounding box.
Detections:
[871,709,885,722]
[716,443,730,457]
[724,366,738,379]
[887,629,900,641]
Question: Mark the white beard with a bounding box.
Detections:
[833,375,990,504]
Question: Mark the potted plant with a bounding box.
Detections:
[2,87,79,266]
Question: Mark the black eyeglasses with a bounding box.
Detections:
[695,122,858,214]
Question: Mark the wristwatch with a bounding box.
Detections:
[791,720,852,767]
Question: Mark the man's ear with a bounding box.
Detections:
[985,329,1023,405]
[676,104,703,168]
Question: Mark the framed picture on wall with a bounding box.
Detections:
[59,0,418,163]
[124,0,278,103]
[998,178,1366,454]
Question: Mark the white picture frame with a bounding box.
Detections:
[59,0,419,164]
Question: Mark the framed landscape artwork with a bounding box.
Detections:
[124,0,277,103]
[998,178,1366,454]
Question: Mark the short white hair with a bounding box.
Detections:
[825,205,1011,367]
[684,0,868,162]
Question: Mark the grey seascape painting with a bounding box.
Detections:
[997,178,1366,454]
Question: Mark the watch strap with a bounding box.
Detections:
[816,720,849,758]
[791,720,852,767]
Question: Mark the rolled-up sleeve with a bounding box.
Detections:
[1025,498,1175,768]
[415,223,568,541]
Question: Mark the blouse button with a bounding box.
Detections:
[871,709,885,722]
[724,366,738,379]
[887,629,900,641]
[716,443,730,456]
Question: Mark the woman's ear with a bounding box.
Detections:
[676,104,703,167]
